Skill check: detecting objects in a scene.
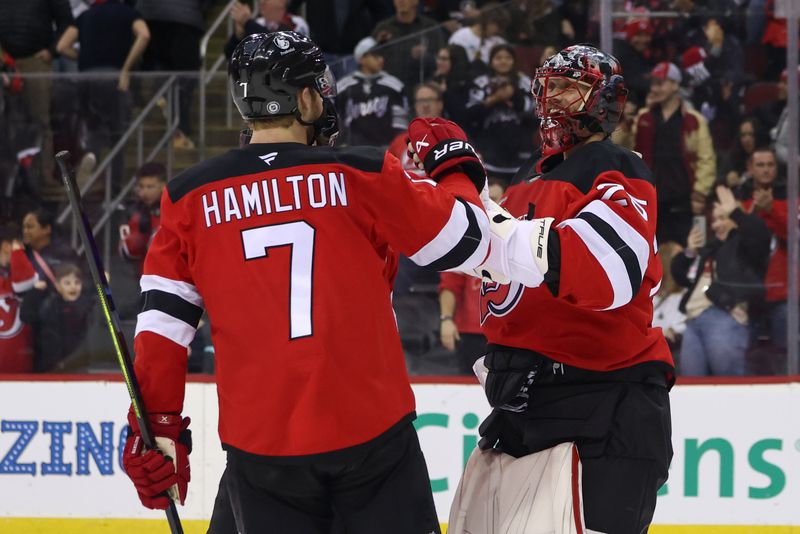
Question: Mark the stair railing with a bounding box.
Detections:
[56,74,181,266]
[199,0,237,161]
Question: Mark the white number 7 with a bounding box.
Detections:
[241,221,315,339]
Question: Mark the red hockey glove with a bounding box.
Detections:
[681,46,710,85]
[406,117,486,191]
[122,411,191,509]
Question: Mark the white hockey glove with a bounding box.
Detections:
[475,200,554,287]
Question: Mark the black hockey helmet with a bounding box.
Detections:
[532,45,627,156]
[229,31,335,118]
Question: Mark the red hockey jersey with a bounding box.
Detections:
[480,140,673,371]
[134,142,488,457]
[0,250,35,372]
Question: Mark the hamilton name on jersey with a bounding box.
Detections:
[201,171,348,228]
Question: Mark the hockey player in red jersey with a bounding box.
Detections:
[453,45,674,533]
[121,31,490,534]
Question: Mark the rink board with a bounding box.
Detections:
[0,377,799,531]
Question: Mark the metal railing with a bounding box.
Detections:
[55,75,181,266]
[199,0,237,160]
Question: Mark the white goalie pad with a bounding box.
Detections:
[448,442,586,534]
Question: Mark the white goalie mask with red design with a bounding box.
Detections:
[532,45,628,157]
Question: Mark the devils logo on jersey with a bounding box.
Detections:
[480,280,525,325]
[0,294,24,339]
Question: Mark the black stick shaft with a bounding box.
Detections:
[55,151,184,534]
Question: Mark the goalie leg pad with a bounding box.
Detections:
[449,442,586,534]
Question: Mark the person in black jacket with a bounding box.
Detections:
[336,37,408,147]
[465,43,535,183]
[671,184,771,376]
[20,208,79,292]
[20,262,93,372]
[429,44,472,126]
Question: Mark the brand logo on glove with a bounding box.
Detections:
[536,222,547,259]
[433,140,475,161]
[159,415,169,424]
[415,135,430,153]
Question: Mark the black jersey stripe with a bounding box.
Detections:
[424,198,483,272]
[576,212,642,297]
[141,289,203,328]
[168,144,385,202]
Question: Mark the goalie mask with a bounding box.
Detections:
[532,45,627,156]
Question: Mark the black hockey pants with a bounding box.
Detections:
[478,345,674,534]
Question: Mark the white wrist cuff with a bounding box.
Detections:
[477,200,553,287]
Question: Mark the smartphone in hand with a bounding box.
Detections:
[692,215,706,248]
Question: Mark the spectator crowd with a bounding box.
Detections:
[0,0,798,377]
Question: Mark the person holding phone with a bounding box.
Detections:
[671,185,771,376]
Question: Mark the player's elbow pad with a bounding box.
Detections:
[476,200,554,287]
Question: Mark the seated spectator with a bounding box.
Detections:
[465,43,534,183]
[336,37,408,147]
[56,0,150,193]
[429,44,472,126]
[372,0,445,92]
[20,263,94,373]
[613,17,655,105]
[388,82,445,172]
[738,147,793,349]
[506,0,575,47]
[634,62,716,294]
[0,224,33,372]
[225,0,309,59]
[448,2,509,66]
[672,185,771,376]
[718,117,769,188]
[20,208,79,292]
[119,162,166,275]
[438,179,503,374]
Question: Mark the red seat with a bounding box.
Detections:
[514,45,544,77]
[744,82,780,115]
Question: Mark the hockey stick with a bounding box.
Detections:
[55,151,184,534]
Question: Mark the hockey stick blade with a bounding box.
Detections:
[55,150,184,534]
